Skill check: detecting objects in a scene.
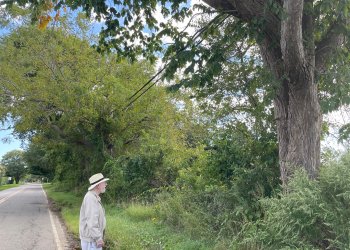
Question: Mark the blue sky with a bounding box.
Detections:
[0,129,23,160]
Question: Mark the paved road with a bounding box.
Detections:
[0,184,68,250]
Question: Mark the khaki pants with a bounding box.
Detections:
[81,240,102,250]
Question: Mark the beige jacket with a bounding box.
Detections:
[79,190,106,242]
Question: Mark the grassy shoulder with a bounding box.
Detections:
[0,183,21,191]
[43,184,212,250]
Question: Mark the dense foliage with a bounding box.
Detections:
[0,25,198,197]
[235,152,350,249]
[153,123,279,246]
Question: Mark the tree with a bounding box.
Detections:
[198,0,348,187]
[1,150,27,183]
[0,164,5,185]
[23,143,55,180]
[2,1,349,186]
[0,24,199,194]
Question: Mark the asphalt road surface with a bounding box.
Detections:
[0,184,68,250]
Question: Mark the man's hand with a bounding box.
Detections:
[96,239,105,248]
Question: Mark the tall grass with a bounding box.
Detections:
[43,184,213,249]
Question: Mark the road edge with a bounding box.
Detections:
[41,185,75,250]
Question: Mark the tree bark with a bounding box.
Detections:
[276,0,321,186]
[273,66,322,186]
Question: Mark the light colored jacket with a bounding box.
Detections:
[79,190,106,242]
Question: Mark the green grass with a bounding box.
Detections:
[105,205,211,250]
[43,184,213,250]
[0,183,21,191]
[124,203,155,222]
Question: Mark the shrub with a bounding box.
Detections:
[239,156,350,249]
[155,185,254,244]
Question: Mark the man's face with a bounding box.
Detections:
[98,181,107,193]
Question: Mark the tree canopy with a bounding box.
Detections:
[1,0,350,185]
[1,149,26,183]
[0,23,200,193]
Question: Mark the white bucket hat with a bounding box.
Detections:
[88,173,109,191]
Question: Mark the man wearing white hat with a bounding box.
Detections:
[79,173,109,250]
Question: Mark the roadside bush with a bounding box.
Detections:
[155,185,258,245]
[239,155,350,249]
[154,127,280,246]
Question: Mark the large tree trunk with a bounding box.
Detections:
[260,39,322,186]
[274,0,322,186]
[273,70,322,187]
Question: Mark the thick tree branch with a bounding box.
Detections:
[315,21,346,72]
[203,0,284,80]
[203,0,281,42]
[202,0,235,12]
[203,0,280,20]
[281,0,305,73]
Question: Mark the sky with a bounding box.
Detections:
[0,128,23,160]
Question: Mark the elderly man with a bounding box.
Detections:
[79,173,109,250]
